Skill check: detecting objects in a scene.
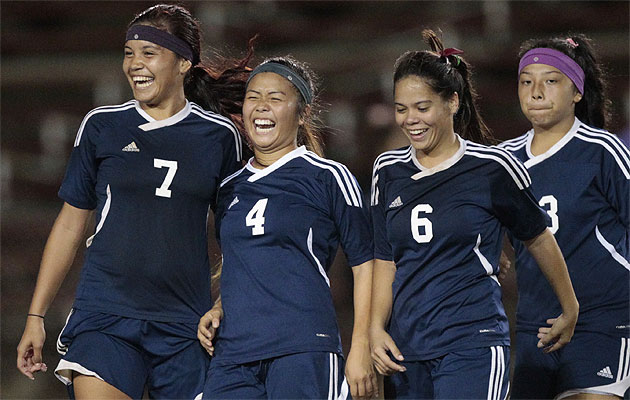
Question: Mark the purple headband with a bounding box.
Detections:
[518,48,585,94]
[125,24,196,65]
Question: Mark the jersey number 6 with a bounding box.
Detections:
[411,204,433,243]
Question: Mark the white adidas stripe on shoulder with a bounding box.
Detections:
[576,125,630,179]
[220,165,247,188]
[466,142,531,190]
[497,134,528,151]
[190,104,242,162]
[73,101,136,147]
[301,152,363,207]
[370,148,412,207]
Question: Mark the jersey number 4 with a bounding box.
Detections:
[411,204,433,243]
[154,158,178,198]
[246,198,269,235]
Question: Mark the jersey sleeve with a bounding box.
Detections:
[600,137,630,230]
[328,166,374,267]
[370,162,393,261]
[489,155,549,241]
[57,113,99,210]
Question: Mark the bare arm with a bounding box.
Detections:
[369,259,406,376]
[524,228,579,353]
[17,202,93,379]
[345,260,377,399]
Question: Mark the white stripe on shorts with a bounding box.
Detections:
[487,346,506,400]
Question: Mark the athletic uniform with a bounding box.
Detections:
[203,146,372,399]
[54,100,242,399]
[371,136,548,399]
[499,117,630,399]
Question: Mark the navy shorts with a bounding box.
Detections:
[384,346,509,400]
[203,352,349,399]
[512,331,630,399]
[54,308,209,399]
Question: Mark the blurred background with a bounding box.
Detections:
[2,1,628,398]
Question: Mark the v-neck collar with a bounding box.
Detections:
[411,135,466,180]
[135,100,192,131]
[246,146,307,182]
[524,117,580,168]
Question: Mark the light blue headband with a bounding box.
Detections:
[247,62,313,104]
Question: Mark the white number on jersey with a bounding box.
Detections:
[411,204,433,243]
[246,198,269,236]
[539,195,559,234]
[154,159,178,198]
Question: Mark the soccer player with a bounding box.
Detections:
[500,34,630,399]
[369,30,579,399]
[197,56,376,399]
[16,4,252,399]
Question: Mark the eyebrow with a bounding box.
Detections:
[394,100,432,106]
[246,89,287,95]
[520,70,563,75]
[124,44,162,51]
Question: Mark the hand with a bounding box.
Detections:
[369,327,406,376]
[197,306,223,356]
[537,313,577,353]
[498,251,511,281]
[345,340,377,399]
[17,317,48,380]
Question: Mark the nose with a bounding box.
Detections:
[404,109,420,126]
[255,100,269,112]
[531,80,544,100]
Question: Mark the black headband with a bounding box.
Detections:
[126,24,196,65]
[247,62,313,104]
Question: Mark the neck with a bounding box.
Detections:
[140,92,187,121]
[530,116,575,156]
[252,143,298,169]
[415,131,460,169]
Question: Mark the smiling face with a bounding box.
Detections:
[394,75,459,156]
[243,72,302,156]
[518,63,582,133]
[122,35,190,113]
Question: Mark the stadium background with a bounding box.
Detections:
[1,1,628,398]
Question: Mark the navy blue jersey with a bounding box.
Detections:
[499,118,630,337]
[371,136,548,360]
[213,146,373,365]
[58,100,242,323]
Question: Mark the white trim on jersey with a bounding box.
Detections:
[73,101,136,147]
[86,184,111,248]
[56,309,74,355]
[308,228,330,287]
[617,338,630,383]
[497,133,529,151]
[473,234,500,285]
[220,165,248,188]
[137,100,192,131]
[465,144,531,190]
[575,127,630,180]
[595,226,630,271]
[246,146,308,182]
[190,104,242,162]
[303,152,363,208]
[55,360,104,386]
[487,346,507,400]
[411,136,466,180]
[371,148,413,206]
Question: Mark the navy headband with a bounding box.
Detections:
[247,62,313,104]
[126,24,196,65]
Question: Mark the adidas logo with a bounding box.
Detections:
[228,196,239,210]
[389,196,403,208]
[122,141,140,152]
[597,366,613,379]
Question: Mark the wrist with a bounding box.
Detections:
[27,313,45,319]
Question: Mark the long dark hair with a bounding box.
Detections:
[129,4,254,132]
[249,56,326,156]
[518,34,611,130]
[393,29,494,145]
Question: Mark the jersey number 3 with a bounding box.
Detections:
[411,204,433,243]
[154,158,178,198]
[539,195,559,234]
[246,198,269,235]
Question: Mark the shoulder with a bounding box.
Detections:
[574,123,630,179]
[496,131,531,152]
[73,100,137,146]
[219,165,248,189]
[464,141,532,189]
[372,147,412,175]
[298,150,364,207]
[189,102,242,161]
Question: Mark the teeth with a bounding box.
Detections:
[254,119,275,133]
[409,128,428,135]
[132,76,154,88]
